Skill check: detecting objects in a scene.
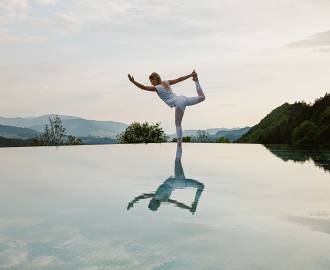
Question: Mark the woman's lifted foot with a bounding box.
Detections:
[192,70,198,81]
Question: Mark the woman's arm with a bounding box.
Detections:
[127,193,154,210]
[168,70,195,85]
[167,199,192,211]
[128,74,156,92]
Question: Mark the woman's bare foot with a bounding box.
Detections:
[192,70,198,81]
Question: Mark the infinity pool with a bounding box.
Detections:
[0,144,329,269]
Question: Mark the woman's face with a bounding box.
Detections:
[149,77,158,86]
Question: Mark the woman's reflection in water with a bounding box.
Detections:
[127,145,205,214]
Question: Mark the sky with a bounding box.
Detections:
[1,0,330,133]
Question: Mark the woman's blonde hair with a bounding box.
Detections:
[149,72,161,84]
[149,72,171,90]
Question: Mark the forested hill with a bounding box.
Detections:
[237,93,330,148]
[0,136,33,147]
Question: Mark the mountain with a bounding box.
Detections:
[238,93,330,148]
[0,124,41,139]
[0,114,78,128]
[208,127,251,142]
[0,115,128,138]
[167,127,250,141]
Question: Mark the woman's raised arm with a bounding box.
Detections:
[127,193,154,210]
[128,74,156,92]
[168,70,196,85]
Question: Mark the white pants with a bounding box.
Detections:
[175,95,199,112]
[175,80,206,143]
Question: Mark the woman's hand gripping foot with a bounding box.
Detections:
[192,70,198,81]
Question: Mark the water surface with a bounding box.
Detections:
[0,144,329,269]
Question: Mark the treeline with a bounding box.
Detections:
[238,93,330,148]
[171,131,230,143]
[116,122,230,144]
[0,136,33,147]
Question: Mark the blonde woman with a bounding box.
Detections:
[127,70,206,146]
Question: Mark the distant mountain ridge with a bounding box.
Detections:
[0,114,78,127]
[209,127,251,142]
[0,114,129,138]
[0,124,41,139]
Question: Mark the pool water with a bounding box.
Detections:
[0,144,329,269]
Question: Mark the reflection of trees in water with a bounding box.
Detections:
[127,145,205,214]
[264,144,330,173]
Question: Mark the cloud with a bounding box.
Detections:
[0,0,219,44]
[0,0,57,12]
[314,48,330,53]
[0,30,46,43]
[26,11,84,34]
[36,1,217,39]
[0,233,29,269]
[0,16,9,27]
[288,214,330,235]
[33,0,59,5]
[0,0,28,12]
[0,216,44,230]
[0,249,28,268]
[287,30,330,50]
[30,256,62,267]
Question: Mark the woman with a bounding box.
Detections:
[127,70,206,146]
[127,144,205,214]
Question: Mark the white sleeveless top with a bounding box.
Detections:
[155,80,177,108]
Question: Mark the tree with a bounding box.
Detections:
[191,130,210,143]
[183,136,192,142]
[172,136,191,143]
[32,115,82,146]
[216,136,230,143]
[314,125,330,147]
[320,106,330,125]
[116,122,168,144]
[66,135,83,145]
[292,120,318,147]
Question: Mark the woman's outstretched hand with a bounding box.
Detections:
[128,74,134,82]
[192,70,198,81]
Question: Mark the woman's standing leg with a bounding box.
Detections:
[174,144,185,178]
[174,71,205,146]
[175,106,185,147]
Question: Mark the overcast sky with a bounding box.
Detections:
[1,0,330,133]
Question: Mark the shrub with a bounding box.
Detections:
[116,122,168,143]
